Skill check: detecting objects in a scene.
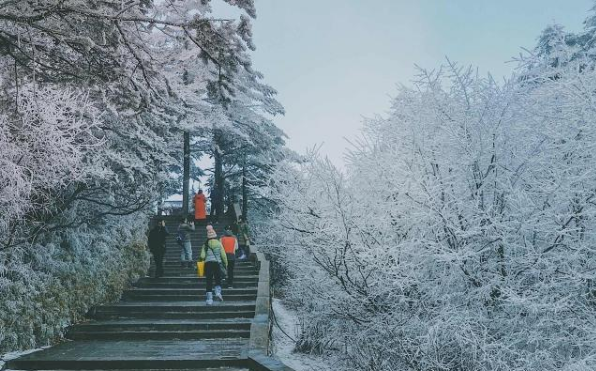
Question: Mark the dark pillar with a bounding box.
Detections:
[182,131,190,216]
[213,132,225,217]
[242,160,248,218]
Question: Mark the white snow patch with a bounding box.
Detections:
[271,298,335,371]
[0,346,50,369]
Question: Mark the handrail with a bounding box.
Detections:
[248,246,296,371]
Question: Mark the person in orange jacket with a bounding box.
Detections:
[220,225,239,288]
[193,189,207,222]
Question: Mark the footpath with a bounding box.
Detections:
[5,217,293,371]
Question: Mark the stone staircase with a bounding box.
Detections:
[5,217,289,371]
[159,217,238,270]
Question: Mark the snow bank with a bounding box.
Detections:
[0,345,51,369]
[271,299,335,371]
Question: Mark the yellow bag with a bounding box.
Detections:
[197,261,205,277]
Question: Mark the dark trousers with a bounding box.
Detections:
[209,202,220,222]
[239,244,250,259]
[152,250,165,278]
[226,254,235,286]
[205,261,222,293]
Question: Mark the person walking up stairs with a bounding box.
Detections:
[148,219,169,278]
[221,225,239,288]
[193,189,207,223]
[200,225,228,305]
[177,218,195,268]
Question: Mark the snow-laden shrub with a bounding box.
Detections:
[0,86,100,235]
[262,55,596,371]
[0,85,152,353]
[0,212,149,353]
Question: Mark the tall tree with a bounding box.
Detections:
[0,0,268,243]
[193,61,286,216]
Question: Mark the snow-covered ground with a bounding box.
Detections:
[0,346,50,369]
[271,298,336,371]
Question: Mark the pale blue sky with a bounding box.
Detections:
[218,1,595,166]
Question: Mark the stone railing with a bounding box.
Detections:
[248,246,296,371]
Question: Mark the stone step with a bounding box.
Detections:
[134,279,258,288]
[158,262,252,265]
[161,260,254,265]
[122,293,256,302]
[160,253,250,258]
[162,237,229,242]
[162,247,248,251]
[163,244,208,249]
[147,273,255,278]
[146,270,258,275]
[67,329,250,341]
[163,218,235,224]
[70,319,252,332]
[6,339,248,370]
[160,256,253,262]
[91,310,256,320]
[149,264,259,276]
[164,219,234,224]
[163,219,235,224]
[164,228,234,233]
[154,271,255,276]
[162,242,250,248]
[162,230,233,239]
[156,263,255,268]
[162,241,240,246]
[158,260,251,270]
[137,276,257,283]
[6,369,248,371]
[124,288,257,296]
[158,268,254,273]
[133,282,257,289]
[92,301,256,314]
[157,261,254,266]
[134,279,257,288]
[149,268,257,275]
[162,242,246,247]
[163,241,239,245]
[154,268,254,273]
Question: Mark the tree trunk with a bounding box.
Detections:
[213,132,225,217]
[182,131,190,216]
[242,160,248,218]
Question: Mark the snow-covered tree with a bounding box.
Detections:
[0,0,267,239]
[262,46,596,370]
[0,0,285,353]
[192,61,288,217]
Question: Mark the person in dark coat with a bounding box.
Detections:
[148,219,169,278]
[209,187,220,223]
[237,216,250,260]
